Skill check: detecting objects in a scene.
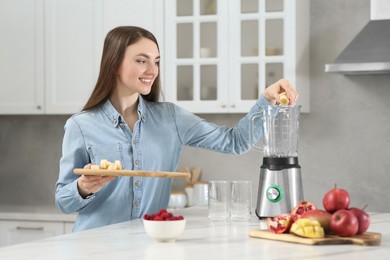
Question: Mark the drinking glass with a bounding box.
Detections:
[208,181,231,221]
[230,181,252,221]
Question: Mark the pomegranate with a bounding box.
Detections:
[267,213,294,234]
[290,200,317,221]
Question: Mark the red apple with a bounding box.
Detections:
[330,209,359,237]
[349,207,370,234]
[323,185,350,213]
[301,209,332,233]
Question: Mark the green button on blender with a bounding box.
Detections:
[266,185,283,203]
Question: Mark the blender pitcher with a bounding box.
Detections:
[250,105,301,157]
[250,105,304,218]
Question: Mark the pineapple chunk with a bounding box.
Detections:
[290,218,325,238]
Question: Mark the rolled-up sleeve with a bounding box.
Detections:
[172,96,270,155]
[55,117,95,214]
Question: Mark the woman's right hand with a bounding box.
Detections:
[77,164,115,198]
[263,79,298,105]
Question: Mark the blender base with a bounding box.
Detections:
[255,161,304,218]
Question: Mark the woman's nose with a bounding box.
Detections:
[146,61,158,75]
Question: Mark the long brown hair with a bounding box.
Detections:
[82,26,161,111]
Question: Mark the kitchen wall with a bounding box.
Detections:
[0,0,389,212]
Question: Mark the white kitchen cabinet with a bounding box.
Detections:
[0,0,163,114]
[0,0,45,114]
[0,220,66,247]
[164,0,310,113]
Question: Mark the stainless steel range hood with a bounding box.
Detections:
[325,0,390,74]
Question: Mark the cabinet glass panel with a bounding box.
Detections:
[200,22,217,58]
[200,65,217,100]
[241,0,258,13]
[200,0,217,15]
[177,65,193,100]
[266,0,283,12]
[266,63,283,87]
[241,64,258,100]
[177,23,193,58]
[265,19,283,56]
[241,20,258,57]
[177,0,193,16]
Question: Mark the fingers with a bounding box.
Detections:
[276,79,298,104]
[77,175,115,196]
[264,79,299,105]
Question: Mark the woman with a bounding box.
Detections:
[55,26,298,232]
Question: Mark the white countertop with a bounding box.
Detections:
[0,206,388,260]
[0,205,76,222]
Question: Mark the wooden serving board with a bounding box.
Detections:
[249,230,381,246]
[73,169,191,179]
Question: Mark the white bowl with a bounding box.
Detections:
[143,219,186,242]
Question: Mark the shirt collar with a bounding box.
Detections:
[100,95,147,127]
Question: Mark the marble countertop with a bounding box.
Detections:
[0,205,76,222]
[0,206,388,260]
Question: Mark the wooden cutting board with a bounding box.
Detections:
[249,230,381,246]
[73,169,191,178]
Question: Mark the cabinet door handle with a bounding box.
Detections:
[16,226,44,231]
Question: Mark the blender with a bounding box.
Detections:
[250,105,303,218]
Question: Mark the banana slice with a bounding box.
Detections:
[90,159,123,170]
[279,92,289,106]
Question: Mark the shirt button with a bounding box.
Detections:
[134,181,139,187]
[132,139,137,145]
[133,201,139,207]
[135,160,140,165]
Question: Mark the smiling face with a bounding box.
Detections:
[116,37,160,96]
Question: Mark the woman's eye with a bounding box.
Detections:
[137,60,146,64]
[155,61,160,66]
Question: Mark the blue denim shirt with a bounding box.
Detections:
[55,95,269,231]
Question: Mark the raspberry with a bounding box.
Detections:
[153,216,164,221]
[143,209,185,221]
[161,212,173,220]
[159,209,167,215]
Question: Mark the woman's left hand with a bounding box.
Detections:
[263,79,299,105]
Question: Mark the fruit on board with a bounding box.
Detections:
[349,207,370,234]
[330,209,359,237]
[290,200,318,221]
[290,218,325,238]
[267,213,294,234]
[323,185,350,213]
[300,209,332,234]
[143,209,184,221]
[88,159,122,170]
